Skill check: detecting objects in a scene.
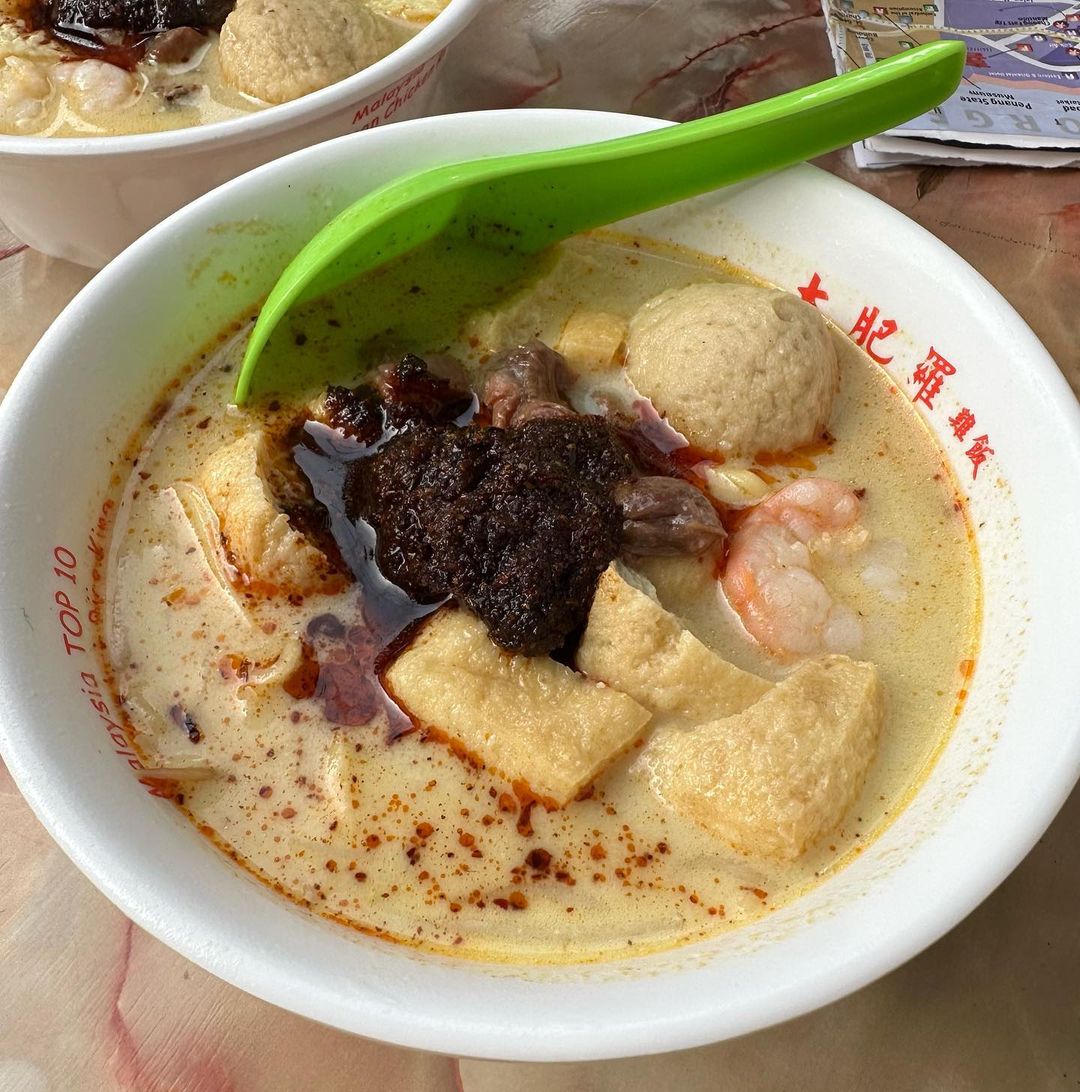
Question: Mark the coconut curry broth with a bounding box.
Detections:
[102,234,979,962]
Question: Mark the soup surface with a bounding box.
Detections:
[0,0,444,136]
[101,233,980,963]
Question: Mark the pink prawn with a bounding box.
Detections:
[721,478,864,658]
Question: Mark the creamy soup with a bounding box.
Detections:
[0,0,444,136]
[99,233,979,963]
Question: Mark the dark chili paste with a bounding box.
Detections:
[350,415,632,655]
[22,0,233,67]
[289,349,723,664]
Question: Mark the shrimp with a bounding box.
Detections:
[721,477,865,658]
[54,60,139,114]
[0,56,53,132]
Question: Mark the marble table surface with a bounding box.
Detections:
[1,2,1078,1088]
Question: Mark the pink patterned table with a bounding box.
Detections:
[2,3,1079,1088]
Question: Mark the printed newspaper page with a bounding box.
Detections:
[822,1,1080,165]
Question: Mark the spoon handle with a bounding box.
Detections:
[457,40,964,251]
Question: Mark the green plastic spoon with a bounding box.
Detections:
[234,40,964,404]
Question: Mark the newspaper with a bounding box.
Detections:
[822,0,1080,167]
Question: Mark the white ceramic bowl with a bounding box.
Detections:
[1,110,1079,1062]
[0,0,484,268]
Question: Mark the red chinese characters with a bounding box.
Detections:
[848,305,897,365]
[797,272,829,307]
[919,361,993,481]
[791,281,995,482]
[948,407,975,441]
[965,435,994,479]
[912,346,956,410]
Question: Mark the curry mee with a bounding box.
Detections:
[99,233,979,962]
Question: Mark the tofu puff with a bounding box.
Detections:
[626,283,839,459]
[577,563,770,724]
[639,657,883,861]
[387,564,881,860]
[384,608,650,808]
[199,430,346,597]
[577,565,883,860]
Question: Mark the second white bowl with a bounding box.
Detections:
[0,0,485,268]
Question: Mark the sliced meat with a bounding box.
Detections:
[615,476,726,556]
[481,339,576,429]
[144,25,208,63]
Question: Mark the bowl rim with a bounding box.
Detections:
[2,108,1079,1062]
[0,0,484,157]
